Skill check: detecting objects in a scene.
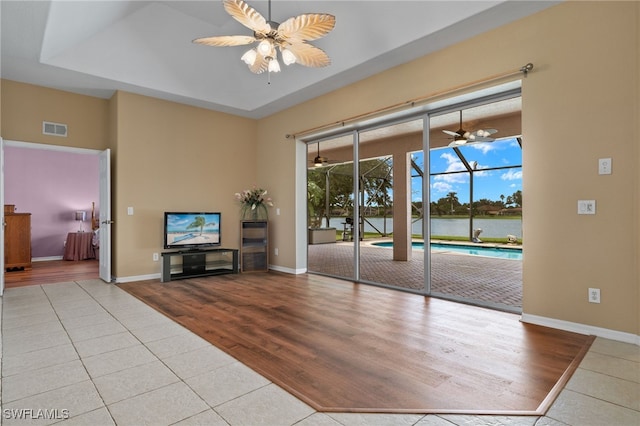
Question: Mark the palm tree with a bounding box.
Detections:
[187,216,206,235]
[446,192,459,215]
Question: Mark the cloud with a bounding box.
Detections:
[501,169,522,181]
[440,152,466,172]
[473,168,492,178]
[470,143,495,155]
[434,173,467,184]
[431,181,453,193]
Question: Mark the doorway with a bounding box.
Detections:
[1,140,111,294]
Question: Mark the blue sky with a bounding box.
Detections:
[411,138,522,204]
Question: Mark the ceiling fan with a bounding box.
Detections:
[311,143,338,167]
[443,110,498,147]
[193,0,335,74]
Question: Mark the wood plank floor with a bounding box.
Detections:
[4,259,99,288]
[119,272,594,414]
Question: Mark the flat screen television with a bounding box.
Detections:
[164,212,221,250]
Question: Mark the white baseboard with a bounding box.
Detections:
[521,313,639,346]
[114,273,160,284]
[33,256,63,262]
[269,265,306,274]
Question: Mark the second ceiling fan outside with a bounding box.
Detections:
[444,110,498,147]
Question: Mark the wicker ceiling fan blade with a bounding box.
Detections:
[278,13,336,42]
[248,52,269,74]
[223,0,271,33]
[287,42,331,68]
[193,35,256,47]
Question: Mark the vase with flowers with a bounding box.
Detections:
[235,187,274,221]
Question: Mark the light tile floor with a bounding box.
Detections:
[1,279,638,426]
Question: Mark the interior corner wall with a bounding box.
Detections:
[111,91,258,279]
[257,1,639,336]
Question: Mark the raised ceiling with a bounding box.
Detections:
[1,1,556,119]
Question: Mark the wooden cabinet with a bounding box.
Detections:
[240,220,268,272]
[4,212,32,271]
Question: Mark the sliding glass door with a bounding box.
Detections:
[306,89,523,312]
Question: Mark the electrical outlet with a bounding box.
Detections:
[153,253,159,261]
[274,248,279,256]
[588,288,601,303]
[598,158,612,175]
[577,200,596,215]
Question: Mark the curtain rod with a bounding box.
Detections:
[286,63,533,140]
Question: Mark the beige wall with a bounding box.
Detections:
[1,80,109,150]
[1,2,637,337]
[110,91,257,277]
[257,2,639,336]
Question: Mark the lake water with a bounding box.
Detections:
[328,217,522,239]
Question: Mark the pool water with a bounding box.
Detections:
[372,242,522,260]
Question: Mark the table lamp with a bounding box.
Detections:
[75,210,86,232]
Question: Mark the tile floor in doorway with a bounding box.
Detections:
[1,279,638,425]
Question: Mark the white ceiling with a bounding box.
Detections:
[1,1,556,119]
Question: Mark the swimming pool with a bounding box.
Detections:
[371,242,522,260]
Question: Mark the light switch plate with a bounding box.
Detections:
[127,207,134,215]
[577,200,596,215]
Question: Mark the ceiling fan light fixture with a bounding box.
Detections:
[281,48,296,65]
[268,58,281,73]
[257,39,272,56]
[241,48,257,65]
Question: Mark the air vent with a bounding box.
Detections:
[42,121,68,137]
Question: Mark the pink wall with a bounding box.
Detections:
[4,145,99,258]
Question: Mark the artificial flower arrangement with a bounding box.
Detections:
[235,187,274,220]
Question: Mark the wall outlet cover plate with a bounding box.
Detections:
[577,200,596,215]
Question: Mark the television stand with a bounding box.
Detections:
[161,248,238,282]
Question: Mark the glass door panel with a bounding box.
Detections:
[307,136,356,280]
[357,120,425,292]
[428,99,523,312]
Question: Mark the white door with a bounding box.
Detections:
[99,149,112,282]
[0,138,5,295]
